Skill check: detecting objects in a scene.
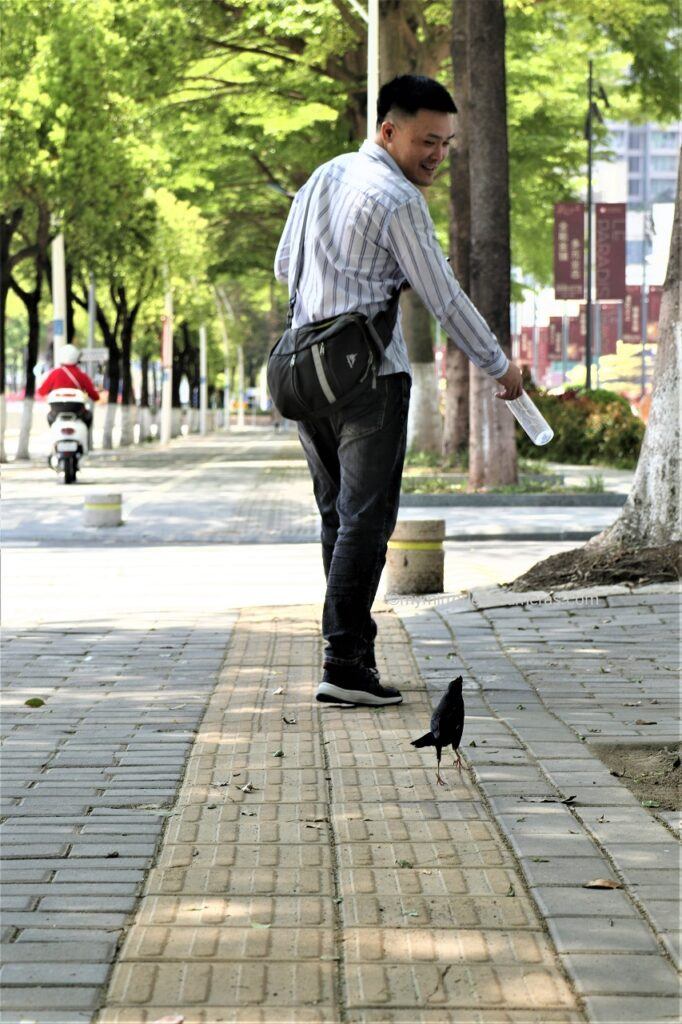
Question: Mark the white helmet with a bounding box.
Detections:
[58,344,80,366]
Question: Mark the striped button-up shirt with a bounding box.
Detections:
[274,140,509,380]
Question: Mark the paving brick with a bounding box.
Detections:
[339,893,538,929]
[344,962,576,1008]
[105,960,336,1007]
[342,927,555,965]
[118,924,335,961]
[561,953,680,995]
[546,915,660,953]
[0,986,101,1010]
[581,995,682,1022]
[97,1009,338,1023]
[0,962,110,985]
[532,885,638,918]
[0,941,115,962]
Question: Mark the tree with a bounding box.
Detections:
[466,0,516,488]
[512,154,680,590]
[443,0,470,460]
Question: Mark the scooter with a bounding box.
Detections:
[47,388,89,484]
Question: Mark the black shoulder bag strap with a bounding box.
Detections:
[286,182,402,352]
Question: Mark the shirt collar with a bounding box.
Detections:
[359,139,408,182]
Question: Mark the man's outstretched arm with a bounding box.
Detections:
[384,195,522,398]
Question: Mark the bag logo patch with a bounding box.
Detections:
[346,353,357,368]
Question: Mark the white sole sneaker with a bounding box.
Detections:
[316,681,403,706]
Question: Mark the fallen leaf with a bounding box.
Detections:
[106,851,119,859]
[24,698,45,708]
[597,814,609,823]
[624,701,642,707]
[305,823,322,830]
[635,719,657,725]
[469,740,477,747]
[241,811,256,816]
[600,666,611,674]
[582,879,623,890]
[273,750,284,758]
[396,859,413,868]
[531,857,550,863]
[642,799,661,808]
[305,816,328,823]
[403,910,419,917]
[272,687,285,695]
[516,704,526,710]
[206,804,217,810]
[506,884,516,897]
[282,716,297,725]
[561,795,577,805]
[232,772,241,777]
[251,922,271,929]
[240,782,255,793]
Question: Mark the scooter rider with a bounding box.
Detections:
[37,344,99,428]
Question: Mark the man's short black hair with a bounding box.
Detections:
[376,74,457,127]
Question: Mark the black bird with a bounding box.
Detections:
[411,676,465,786]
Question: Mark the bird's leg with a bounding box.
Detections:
[436,749,446,786]
[452,749,465,771]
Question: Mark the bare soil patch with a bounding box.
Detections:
[593,743,681,812]
[507,542,680,592]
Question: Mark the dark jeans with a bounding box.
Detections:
[297,372,411,667]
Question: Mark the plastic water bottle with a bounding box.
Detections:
[503,390,554,446]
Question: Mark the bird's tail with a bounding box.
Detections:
[411,731,435,748]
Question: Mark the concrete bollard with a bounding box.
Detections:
[386,519,445,594]
[83,493,122,528]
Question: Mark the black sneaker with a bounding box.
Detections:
[316,663,402,706]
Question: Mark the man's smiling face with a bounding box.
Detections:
[377,108,456,187]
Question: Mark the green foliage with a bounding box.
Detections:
[518,387,646,467]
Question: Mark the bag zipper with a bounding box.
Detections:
[311,343,337,404]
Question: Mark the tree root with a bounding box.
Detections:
[506,542,681,593]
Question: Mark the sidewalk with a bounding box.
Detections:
[1,429,679,1022]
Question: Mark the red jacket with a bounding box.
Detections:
[38,365,99,402]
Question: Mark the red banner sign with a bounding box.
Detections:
[519,327,533,363]
[554,203,585,299]
[537,326,550,378]
[548,316,563,360]
[623,285,642,343]
[599,302,620,356]
[568,313,585,361]
[647,285,663,324]
[596,203,626,300]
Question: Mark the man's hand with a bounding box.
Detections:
[494,362,523,401]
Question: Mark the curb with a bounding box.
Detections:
[400,492,626,507]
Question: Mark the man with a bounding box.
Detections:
[38,343,99,429]
[274,74,522,708]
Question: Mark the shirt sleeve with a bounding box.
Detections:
[37,371,56,397]
[75,368,99,401]
[274,190,303,286]
[383,195,510,379]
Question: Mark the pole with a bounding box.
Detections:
[367,0,379,141]
[237,346,245,428]
[87,273,96,347]
[585,59,593,390]
[561,309,568,384]
[160,273,173,445]
[199,324,207,435]
[214,286,232,430]
[640,152,650,398]
[595,302,601,389]
[51,233,67,365]
[532,291,538,384]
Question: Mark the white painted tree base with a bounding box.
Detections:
[15,398,34,460]
[406,362,442,453]
[102,403,117,450]
[119,405,136,447]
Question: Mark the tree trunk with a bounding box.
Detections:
[11,209,47,461]
[103,341,120,450]
[379,1,444,455]
[466,0,516,487]
[1,208,28,462]
[444,0,471,460]
[118,288,138,447]
[590,155,681,550]
[139,353,152,441]
[403,289,442,452]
